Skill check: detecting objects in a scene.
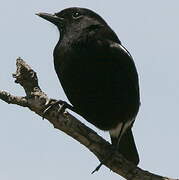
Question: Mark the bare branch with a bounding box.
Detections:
[0,58,178,180]
[0,91,28,107]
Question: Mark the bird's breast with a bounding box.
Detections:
[54,45,139,130]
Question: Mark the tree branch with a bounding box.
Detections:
[0,57,177,180]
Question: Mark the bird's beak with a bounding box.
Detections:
[36,12,64,25]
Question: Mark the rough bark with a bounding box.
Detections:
[0,58,178,180]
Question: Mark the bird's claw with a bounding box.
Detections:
[57,103,66,114]
[42,99,75,120]
[42,100,65,119]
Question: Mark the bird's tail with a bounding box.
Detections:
[110,129,139,165]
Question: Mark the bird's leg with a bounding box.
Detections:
[42,99,75,119]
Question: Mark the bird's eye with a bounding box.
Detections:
[72,12,81,19]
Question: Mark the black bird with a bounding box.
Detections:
[37,7,140,165]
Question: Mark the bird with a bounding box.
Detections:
[36,7,140,166]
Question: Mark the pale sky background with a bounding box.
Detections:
[0,1,179,180]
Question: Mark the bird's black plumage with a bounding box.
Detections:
[37,7,140,165]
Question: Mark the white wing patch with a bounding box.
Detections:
[109,122,123,138]
[109,119,134,144]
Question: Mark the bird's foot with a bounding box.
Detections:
[42,99,74,119]
[91,145,116,174]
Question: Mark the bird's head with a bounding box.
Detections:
[36,7,109,38]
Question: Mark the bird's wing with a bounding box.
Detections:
[108,41,140,94]
[106,41,140,166]
[105,41,140,135]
